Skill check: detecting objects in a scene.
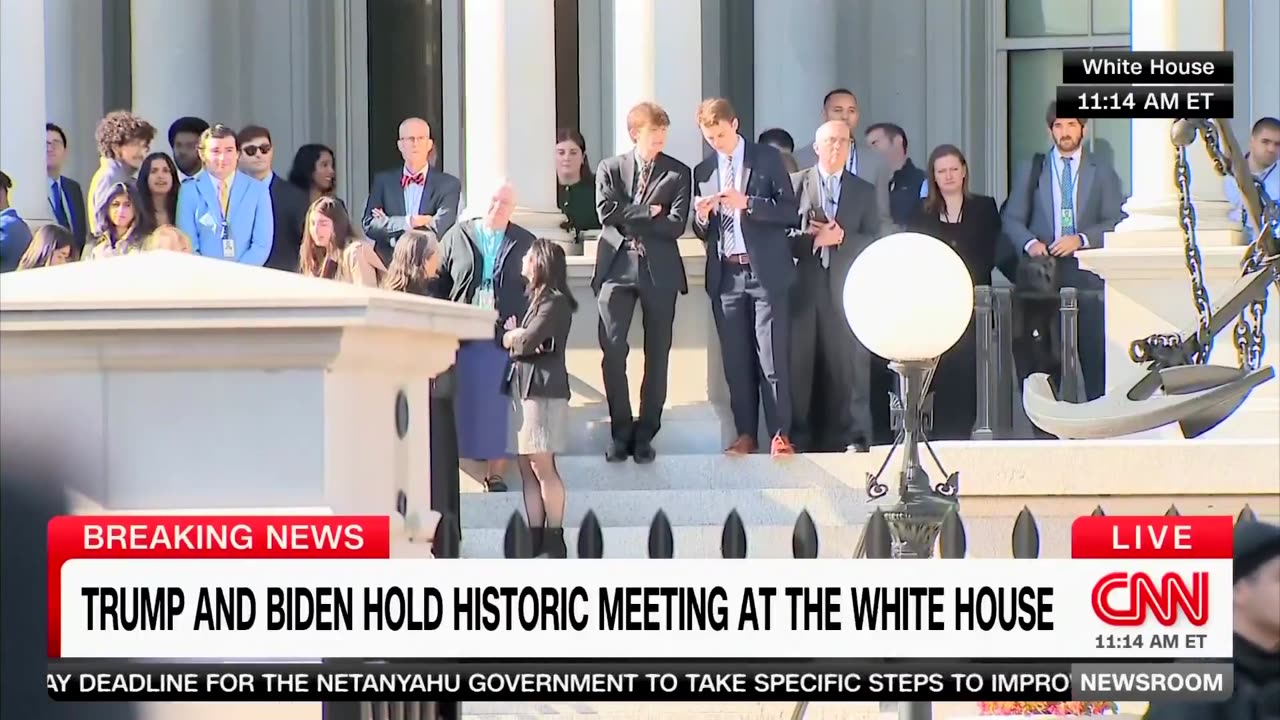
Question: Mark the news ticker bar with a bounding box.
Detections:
[1061,51,1233,85]
[1054,85,1233,120]
[48,660,1233,703]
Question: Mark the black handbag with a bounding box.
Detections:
[1014,255,1061,301]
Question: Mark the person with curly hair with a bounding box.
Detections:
[87,111,156,236]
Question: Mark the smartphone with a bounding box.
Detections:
[807,208,829,225]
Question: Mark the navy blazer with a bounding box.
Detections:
[176,171,274,266]
[361,167,462,265]
[692,141,799,298]
[264,174,308,272]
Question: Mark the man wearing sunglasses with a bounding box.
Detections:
[237,125,307,272]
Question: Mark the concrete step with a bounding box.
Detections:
[563,403,729,456]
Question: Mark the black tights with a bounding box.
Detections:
[518,453,566,530]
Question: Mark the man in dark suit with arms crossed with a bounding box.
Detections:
[693,98,799,457]
[363,117,461,266]
[790,120,881,453]
[594,102,692,464]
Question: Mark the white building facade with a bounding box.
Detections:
[0,0,1276,229]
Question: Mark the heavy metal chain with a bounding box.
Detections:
[1130,121,1275,370]
[1202,121,1273,371]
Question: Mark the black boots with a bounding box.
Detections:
[542,528,567,558]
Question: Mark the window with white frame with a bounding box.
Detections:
[999,0,1132,196]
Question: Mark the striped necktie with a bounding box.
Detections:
[720,156,737,256]
[218,179,231,216]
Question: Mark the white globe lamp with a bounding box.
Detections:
[842,232,974,361]
[842,232,972,562]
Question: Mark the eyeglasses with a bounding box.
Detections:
[242,144,272,157]
[399,136,429,144]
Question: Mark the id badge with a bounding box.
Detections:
[221,226,236,258]
[1059,207,1076,235]
[475,287,495,310]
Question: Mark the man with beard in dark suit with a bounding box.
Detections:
[593,102,692,464]
[789,120,881,453]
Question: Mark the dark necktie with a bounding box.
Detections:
[629,160,654,256]
[634,159,654,200]
[50,180,70,229]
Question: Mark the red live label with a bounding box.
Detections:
[1071,515,1234,559]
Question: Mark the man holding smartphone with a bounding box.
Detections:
[788,120,882,453]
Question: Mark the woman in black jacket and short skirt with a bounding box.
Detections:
[502,239,576,558]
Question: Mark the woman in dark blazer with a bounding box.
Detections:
[910,144,1000,441]
[502,238,576,558]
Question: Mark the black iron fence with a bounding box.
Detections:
[972,284,1103,440]
[320,505,1261,719]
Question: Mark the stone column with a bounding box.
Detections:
[131,0,216,144]
[45,0,105,181]
[462,0,570,247]
[612,0,704,168]
[1080,0,1275,441]
[1113,0,1236,242]
[0,0,52,225]
[752,0,837,152]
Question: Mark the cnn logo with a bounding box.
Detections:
[1090,571,1209,627]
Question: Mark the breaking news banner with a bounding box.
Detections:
[46,660,1235,703]
[45,514,1236,701]
[1061,50,1234,85]
[1054,85,1234,120]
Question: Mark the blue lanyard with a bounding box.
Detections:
[476,225,503,286]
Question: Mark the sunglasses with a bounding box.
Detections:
[242,144,272,157]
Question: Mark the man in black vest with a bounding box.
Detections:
[593,102,692,464]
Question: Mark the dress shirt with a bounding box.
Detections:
[402,165,427,226]
[178,169,197,184]
[1224,158,1278,242]
[1023,146,1090,253]
[716,136,747,256]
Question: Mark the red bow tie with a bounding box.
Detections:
[401,173,425,189]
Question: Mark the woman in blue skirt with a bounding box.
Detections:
[432,182,535,492]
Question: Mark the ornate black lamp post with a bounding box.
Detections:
[842,232,972,720]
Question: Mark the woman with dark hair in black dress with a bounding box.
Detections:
[909,144,1000,441]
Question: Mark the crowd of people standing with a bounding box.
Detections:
[1,97,1276,557]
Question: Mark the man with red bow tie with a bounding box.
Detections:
[361,116,462,265]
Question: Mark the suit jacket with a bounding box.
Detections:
[790,167,882,307]
[796,140,895,234]
[50,176,88,251]
[176,170,274,266]
[433,218,535,343]
[264,174,308,272]
[506,290,574,401]
[361,167,462,265]
[692,140,799,298]
[592,151,691,295]
[0,209,33,273]
[1001,149,1126,279]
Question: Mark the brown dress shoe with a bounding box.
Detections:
[724,435,758,455]
[770,434,796,457]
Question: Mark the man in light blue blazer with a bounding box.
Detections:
[176,124,273,266]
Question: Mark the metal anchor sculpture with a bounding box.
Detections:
[1025,118,1279,439]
